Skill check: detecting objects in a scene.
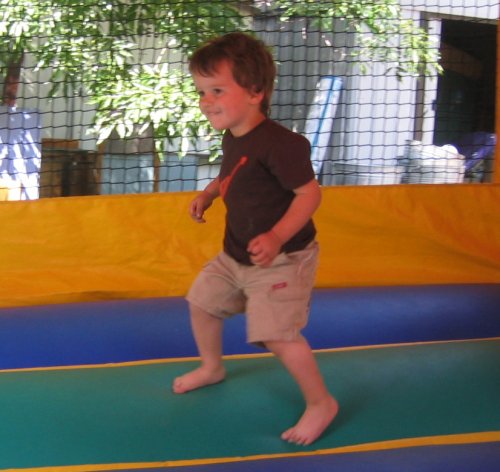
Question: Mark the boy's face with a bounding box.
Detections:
[192,60,265,137]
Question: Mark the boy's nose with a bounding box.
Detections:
[200,94,213,105]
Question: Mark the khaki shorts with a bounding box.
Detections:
[186,241,319,346]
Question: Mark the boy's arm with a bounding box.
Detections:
[247,178,321,266]
[189,176,220,223]
[203,176,221,199]
[271,178,321,244]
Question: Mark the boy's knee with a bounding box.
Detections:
[264,339,293,355]
[265,336,309,354]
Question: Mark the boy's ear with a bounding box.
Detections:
[249,88,265,104]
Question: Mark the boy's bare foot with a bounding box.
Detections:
[281,396,339,446]
[172,366,226,394]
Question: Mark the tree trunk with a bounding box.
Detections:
[2,54,24,107]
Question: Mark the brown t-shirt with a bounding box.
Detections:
[219,119,316,265]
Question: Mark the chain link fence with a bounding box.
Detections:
[0,0,497,200]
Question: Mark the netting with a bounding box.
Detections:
[0,0,497,200]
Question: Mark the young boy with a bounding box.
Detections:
[173,32,338,446]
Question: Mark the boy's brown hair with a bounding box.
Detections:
[189,32,276,116]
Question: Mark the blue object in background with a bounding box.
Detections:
[453,131,496,172]
[0,106,41,200]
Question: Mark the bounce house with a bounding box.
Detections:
[0,6,499,472]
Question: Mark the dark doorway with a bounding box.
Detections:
[434,19,496,145]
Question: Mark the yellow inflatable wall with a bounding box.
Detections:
[1,184,499,308]
[1,22,499,309]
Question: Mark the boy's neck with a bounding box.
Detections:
[230,114,266,138]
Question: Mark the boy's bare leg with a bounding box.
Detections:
[172,304,226,394]
[266,337,339,446]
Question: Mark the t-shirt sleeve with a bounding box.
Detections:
[266,131,315,190]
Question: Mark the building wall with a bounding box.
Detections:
[7,1,497,192]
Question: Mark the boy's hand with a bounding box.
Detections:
[189,191,215,223]
[247,230,283,267]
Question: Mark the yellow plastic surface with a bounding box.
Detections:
[0,184,499,308]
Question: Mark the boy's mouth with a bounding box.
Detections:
[205,110,220,117]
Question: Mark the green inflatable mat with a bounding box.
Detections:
[1,339,499,470]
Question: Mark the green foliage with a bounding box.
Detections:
[273,0,443,77]
[1,0,442,159]
[88,64,221,156]
[0,0,241,157]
